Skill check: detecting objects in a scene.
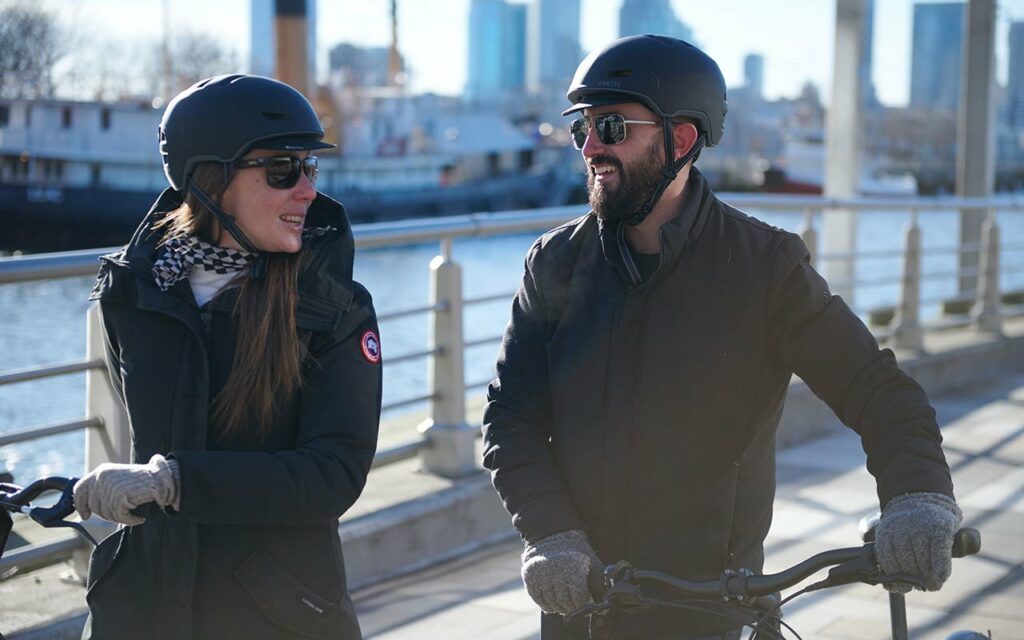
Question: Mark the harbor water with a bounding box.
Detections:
[2,206,1023,480]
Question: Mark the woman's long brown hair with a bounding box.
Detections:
[158,163,304,441]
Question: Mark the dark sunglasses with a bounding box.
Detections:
[233,155,319,189]
[569,113,659,150]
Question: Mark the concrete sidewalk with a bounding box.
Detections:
[353,372,1024,640]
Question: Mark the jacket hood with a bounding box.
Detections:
[91,188,356,332]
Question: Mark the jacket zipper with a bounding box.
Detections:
[615,223,642,288]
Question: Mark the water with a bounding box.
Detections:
[2,209,1022,480]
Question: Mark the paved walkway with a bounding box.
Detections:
[353,372,1024,640]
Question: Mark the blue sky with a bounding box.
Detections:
[37,0,1024,106]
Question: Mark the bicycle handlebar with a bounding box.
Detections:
[0,476,98,548]
[584,528,981,610]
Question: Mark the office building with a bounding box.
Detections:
[909,2,965,111]
[618,0,693,42]
[526,0,581,95]
[466,0,527,102]
[1008,21,1024,128]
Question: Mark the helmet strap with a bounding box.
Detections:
[185,176,268,280]
[627,122,707,227]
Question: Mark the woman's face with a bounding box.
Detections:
[218,149,317,254]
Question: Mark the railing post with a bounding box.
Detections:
[971,209,1002,335]
[800,208,818,269]
[418,239,476,477]
[77,303,128,579]
[85,304,130,468]
[892,209,924,352]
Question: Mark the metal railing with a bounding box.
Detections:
[1,194,1023,574]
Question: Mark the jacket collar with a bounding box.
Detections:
[91,188,356,333]
[596,167,716,285]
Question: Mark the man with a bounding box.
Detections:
[482,35,961,640]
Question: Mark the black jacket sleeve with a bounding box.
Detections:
[173,283,382,525]
[482,240,587,543]
[765,234,954,507]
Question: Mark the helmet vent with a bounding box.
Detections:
[609,69,633,78]
[262,111,287,121]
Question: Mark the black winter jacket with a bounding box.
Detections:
[84,189,381,640]
[482,170,954,639]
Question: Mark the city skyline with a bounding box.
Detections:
[34,0,1024,107]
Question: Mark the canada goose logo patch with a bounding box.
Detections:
[361,330,381,364]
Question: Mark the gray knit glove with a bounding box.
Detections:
[521,529,602,615]
[73,454,180,526]
[875,492,962,593]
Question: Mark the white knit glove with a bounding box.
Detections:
[521,530,603,615]
[73,454,180,526]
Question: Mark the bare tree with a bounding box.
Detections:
[0,1,65,99]
[156,28,241,99]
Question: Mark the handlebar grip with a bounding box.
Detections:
[588,565,607,600]
[952,528,981,558]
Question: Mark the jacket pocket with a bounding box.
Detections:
[234,546,342,639]
[85,526,127,594]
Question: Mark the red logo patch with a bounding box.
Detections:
[360,330,381,364]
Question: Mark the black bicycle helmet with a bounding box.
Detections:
[159,73,334,192]
[564,35,727,146]
[157,74,333,266]
[564,36,727,226]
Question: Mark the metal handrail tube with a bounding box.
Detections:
[465,290,517,306]
[0,417,101,447]
[4,196,1022,283]
[920,291,978,305]
[921,267,981,281]
[464,335,503,349]
[351,205,585,249]
[464,379,493,392]
[0,533,86,574]
[377,302,444,322]
[917,245,974,256]
[381,392,437,412]
[0,359,104,386]
[371,440,426,469]
[385,348,437,366]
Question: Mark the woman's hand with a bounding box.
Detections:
[73,454,180,526]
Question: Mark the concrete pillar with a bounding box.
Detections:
[956,0,996,295]
[84,304,130,468]
[893,210,924,352]
[76,303,129,575]
[972,211,1002,335]
[823,0,867,304]
[418,242,477,477]
[799,208,818,269]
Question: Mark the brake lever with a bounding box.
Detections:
[805,548,924,592]
[564,564,656,625]
[24,478,99,547]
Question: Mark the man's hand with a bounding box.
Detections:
[874,492,962,592]
[73,454,180,526]
[521,529,602,615]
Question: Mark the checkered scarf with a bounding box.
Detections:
[152,234,255,291]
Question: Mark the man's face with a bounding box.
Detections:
[577,103,665,222]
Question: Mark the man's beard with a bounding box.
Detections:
[587,137,664,222]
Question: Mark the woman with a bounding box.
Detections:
[73,74,381,640]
